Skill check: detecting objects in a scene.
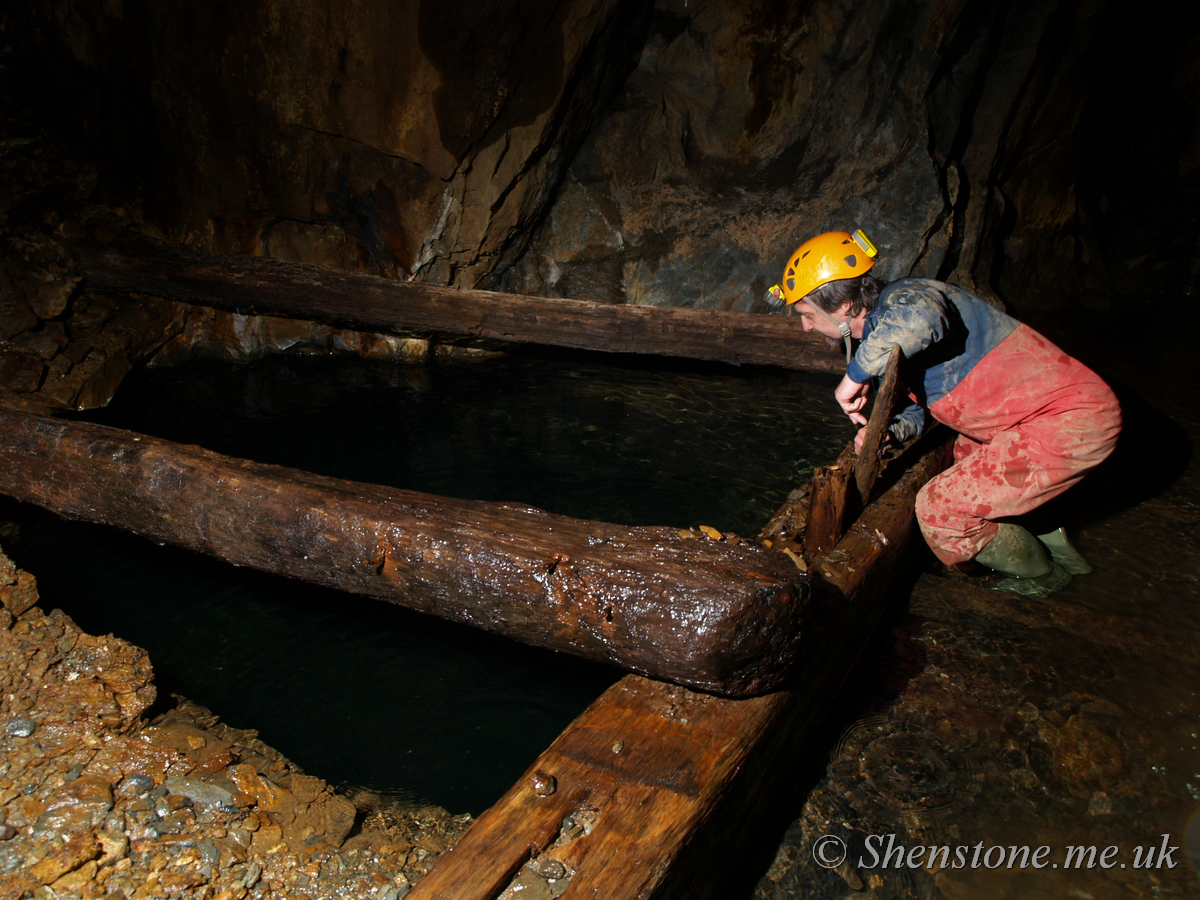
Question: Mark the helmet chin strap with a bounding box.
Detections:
[809,303,855,364]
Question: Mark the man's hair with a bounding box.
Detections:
[803,273,882,316]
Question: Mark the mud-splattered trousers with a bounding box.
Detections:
[845,280,1121,566]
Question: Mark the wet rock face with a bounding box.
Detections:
[0,235,184,415]
[11,0,1198,314]
[13,0,651,286]
[506,0,946,308]
[503,0,1200,311]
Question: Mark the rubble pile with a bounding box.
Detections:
[0,546,471,899]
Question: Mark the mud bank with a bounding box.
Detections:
[0,545,470,899]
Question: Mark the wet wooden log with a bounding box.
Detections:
[77,242,845,373]
[0,407,806,697]
[801,444,855,559]
[853,343,903,503]
[802,345,903,558]
[408,432,952,900]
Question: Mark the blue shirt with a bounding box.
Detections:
[845,278,1019,441]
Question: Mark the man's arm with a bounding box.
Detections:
[846,285,953,382]
[888,401,926,443]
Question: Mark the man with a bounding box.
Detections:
[768,230,1122,595]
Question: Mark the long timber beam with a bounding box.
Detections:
[78,243,845,373]
[0,407,807,698]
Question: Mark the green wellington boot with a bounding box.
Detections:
[1036,527,1094,575]
[974,523,1072,597]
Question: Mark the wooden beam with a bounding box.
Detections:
[801,444,855,559]
[853,343,902,503]
[76,243,845,373]
[802,345,903,558]
[0,407,807,698]
[407,432,952,900]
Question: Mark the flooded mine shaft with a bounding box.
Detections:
[3,296,1196,900]
[2,0,1200,897]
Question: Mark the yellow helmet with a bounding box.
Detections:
[777,229,877,305]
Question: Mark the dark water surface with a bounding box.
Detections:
[13,350,852,814]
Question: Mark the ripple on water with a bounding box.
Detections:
[831,715,985,829]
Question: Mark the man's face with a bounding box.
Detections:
[793,299,853,340]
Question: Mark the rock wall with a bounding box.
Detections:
[501,0,1200,312]
[9,0,650,286]
[8,0,1198,315]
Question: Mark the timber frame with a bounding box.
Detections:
[407,431,950,900]
[2,247,950,899]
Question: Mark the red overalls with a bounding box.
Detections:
[913,324,1122,566]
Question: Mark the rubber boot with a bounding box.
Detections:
[974,524,1072,598]
[1036,527,1093,575]
[974,524,1053,578]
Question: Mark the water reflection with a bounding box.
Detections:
[89,350,850,536]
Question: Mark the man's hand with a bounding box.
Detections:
[835,374,870,426]
[854,427,894,454]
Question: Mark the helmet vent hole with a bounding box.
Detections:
[787,267,794,277]
[801,250,810,258]
[844,254,857,267]
[786,277,795,291]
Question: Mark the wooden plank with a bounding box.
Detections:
[76,242,846,373]
[408,432,952,900]
[801,444,855,559]
[0,407,807,697]
[802,344,904,558]
[853,343,902,503]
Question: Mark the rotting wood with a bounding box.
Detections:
[76,242,846,373]
[407,431,953,900]
[0,407,807,698]
[853,343,903,503]
[757,481,812,572]
[802,345,903,559]
[801,444,855,559]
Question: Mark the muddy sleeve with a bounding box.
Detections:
[846,286,953,383]
[889,402,926,443]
